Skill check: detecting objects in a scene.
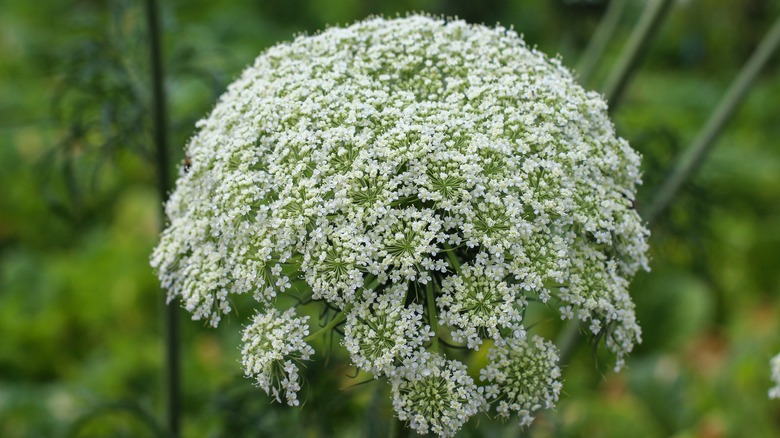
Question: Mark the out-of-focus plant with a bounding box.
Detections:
[44,0,229,226]
[44,0,152,225]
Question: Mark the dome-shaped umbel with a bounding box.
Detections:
[151,15,650,436]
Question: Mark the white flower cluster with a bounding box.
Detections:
[343,284,433,375]
[241,308,314,406]
[480,335,562,426]
[438,262,524,349]
[151,14,649,435]
[770,353,780,399]
[391,351,485,437]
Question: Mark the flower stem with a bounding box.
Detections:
[390,415,406,438]
[426,281,439,353]
[442,243,462,274]
[555,320,581,366]
[364,274,380,291]
[575,0,627,86]
[305,310,347,342]
[304,275,378,342]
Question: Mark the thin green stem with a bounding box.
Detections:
[602,0,675,112]
[442,243,462,274]
[143,0,179,436]
[643,15,780,224]
[364,274,380,291]
[389,196,419,207]
[390,415,406,438]
[555,320,581,366]
[438,244,464,252]
[305,310,348,342]
[576,0,627,86]
[305,275,377,342]
[426,280,439,353]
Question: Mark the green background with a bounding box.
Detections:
[1,0,780,436]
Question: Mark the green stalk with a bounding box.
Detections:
[390,415,406,438]
[426,281,439,353]
[304,275,377,342]
[576,0,627,86]
[602,0,675,112]
[143,0,179,436]
[559,12,780,372]
[442,243,462,274]
[643,15,780,224]
[555,321,581,367]
[364,274,380,292]
[305,310,348,342]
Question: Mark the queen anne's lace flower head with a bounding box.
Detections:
[391,350,486,437]
[438,261,525,349]
[151,14,650,435]
[480,335,562,426]
[343,283,433,375]
[241,308,314,406]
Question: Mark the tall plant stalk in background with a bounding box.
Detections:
[143,0,180,436]
[44,0,197,432]
[559,4,780,368]
[557,0,674,365]
[644,15,780,223]
[575,0,626,86]
[603,0,674,113]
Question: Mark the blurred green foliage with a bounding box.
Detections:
[2,0,780,436]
